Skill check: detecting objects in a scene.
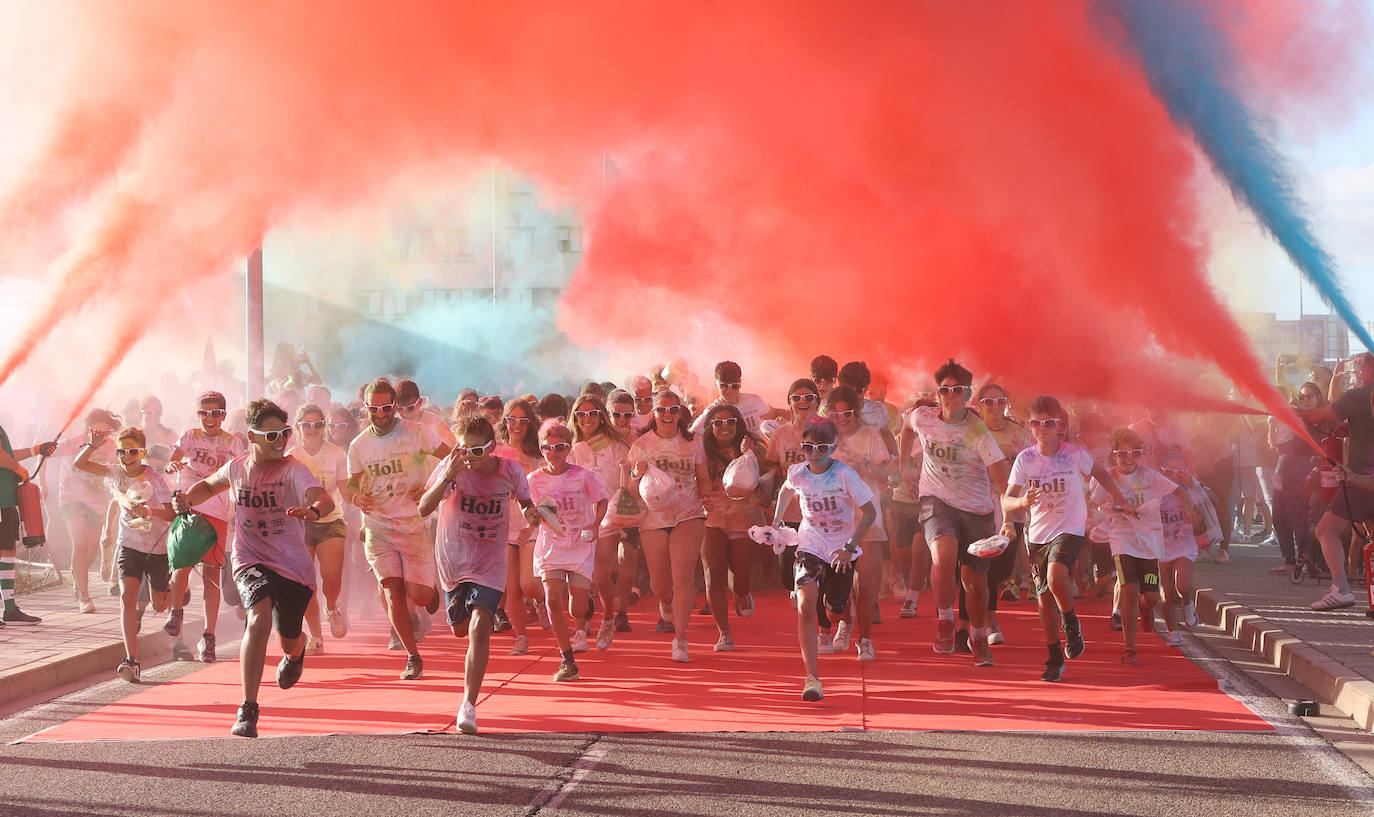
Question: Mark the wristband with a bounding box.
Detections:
[842,542,857,553]
[309,506,322,520]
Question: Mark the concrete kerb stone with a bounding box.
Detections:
[1196,587,1374,732]
[0,621,188,707]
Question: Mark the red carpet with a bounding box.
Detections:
[20,591,1270,742]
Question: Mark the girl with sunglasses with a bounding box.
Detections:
[1089,428,1193,665]
[495,398,545,655]
[569,394,631,650]
[700,403,767,652]
[825,386,892,662]
[628,389,709,663]
[163,391,246,662]
[288,403,351,650]
[765,380,821,601]
[528,420,610,682]
[773,417,876,702]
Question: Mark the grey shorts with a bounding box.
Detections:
[445,581,504,627]
[305,518,348,548]
[918,495,995,574]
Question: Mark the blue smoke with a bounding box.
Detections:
[1099,0,1374,353]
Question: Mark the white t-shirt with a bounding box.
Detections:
[570,435,630,497]
[1008,442,1095,544]
[860,398,890,433]
[494,443,542,541]
[426,455,530,591]
[765,421,806,523]
[627,432,706,529]
[1089,466,1177,559]
[784,460,875,561]
[58,437,112,509]
[102,465,173,554]
[833,425,890,541]
[528,465,609,579]
[174,428,247,522]
[347,420,447,535]
[286,440,348,523]
[689,393,773,434]
[217,456,322,588]
[908,406,1006,515]
[1160,492,1196,562]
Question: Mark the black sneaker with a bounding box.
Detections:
[2,607,40,625]
[231,702,260,738]
[1064,621,1086,660]
[492,608,512,633]
[162,607,184,637]
[276,651,305,689]
[954,628,972,654]
[1110,611,1122,632]
[1041,659,1065,682]
[614,610,632,633]
[654,617,674,633]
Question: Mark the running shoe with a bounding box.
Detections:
[327,607,349,639]
[899,598,919,618]
[570,629,589,653]
[553,659,579,682]
[1064,620,1085,660]
[654,617,674,633]
[1166,630,1183,648]
[817,632,835,654]
[231,702,259,738]
[79,597,96,615]
[492,608,512,633]
[107,580,119,597]
[305,635,324,655]
[614,610,631,633]
[933,619,956,654]
[736,593,755,618]
[671,637,690,663]
[509,634,529,656]
[1213,550,1230,564]
[388,628,404,650]
[1121,648,1139,666]
[2,606,42,625]
[1000,578,1019,602]
[1109,611,1122,631]
[1311,587,1356,611]
[276,651,305,689]
[891,576,908,597]
[971,634,994,667]
[954,628,972,654]
[1041,658,1065,682]
[714,632,735,652]
[628,588,642,606]
[198,632,217,663]
[457,701,478,735]
[833,620,852,653]
[801,676,824,702]
[595,621,615,651]
[161,607,183,636]
[116,658,140,683]
[857,637,875,662]
[987,622,1006,646]
[1184,601,1199,628]
[1269,563,1295,575]
[400,654,424,681]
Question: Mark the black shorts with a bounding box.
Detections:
[0,505,17,550]
[1114,554,1160,592]
[1328,479,1374,524]
[305,518,348,548]
[234,563,314,639]
[117,546,171,592]
[918,495,994,574]
[1028,533,1085,596]
[446,581,504,627]
[793,552,855,615]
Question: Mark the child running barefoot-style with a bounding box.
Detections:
[772,417,877,702]
[528,421,609,683]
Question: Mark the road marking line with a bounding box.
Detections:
[526,734,608,814]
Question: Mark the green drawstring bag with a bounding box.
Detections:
[167,513,218,570]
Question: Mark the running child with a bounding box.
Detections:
[287,403,350,649]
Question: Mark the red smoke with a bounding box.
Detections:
[0,1,1357,434]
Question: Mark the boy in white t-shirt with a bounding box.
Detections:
[1088,429,1194,665]
[688,360,783,435]
[772,417,876,703]
[528,421,609,684]
[1004,396,1132,682]
[419,415,539,735]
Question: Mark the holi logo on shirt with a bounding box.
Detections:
[237,488,280,509]
[191,448,229,469]
[459,495,504,515]
[807,495,840,513]
[1028,476,1068,494]
[368,459,405,477]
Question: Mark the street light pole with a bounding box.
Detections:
[246,247,264,403]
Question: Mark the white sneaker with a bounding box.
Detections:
[833,620,851,653]
[714,632,735,652]
[509,634,529,655]
[1183,602,1199,628]
[1311,586,1357,611]
[1166,631,1183,648]
[457,700,478,735]
[987,623,1006,646]
[671,637,690,663]
[305,635,324,655]
[817,632,834,654]
[595,620,615,651]
[570,629,589,653]
[78,597,96,615]
[857,637,875,662]
[735,593,755,618]
[327,607,348,639]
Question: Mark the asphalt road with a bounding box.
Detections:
[1,638,1372,817]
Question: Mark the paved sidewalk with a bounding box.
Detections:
[1193,538,1374,730]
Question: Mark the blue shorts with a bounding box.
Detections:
[445,581,504,627]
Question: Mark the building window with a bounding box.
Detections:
[557,227,582,253]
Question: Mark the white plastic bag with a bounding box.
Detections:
[747,524,799,554]
[534,498,565,537]
[723,451,760,497]
[604,487,647,529]
[966,534,1010,558]
[640,464,677,511]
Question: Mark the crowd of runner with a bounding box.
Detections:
[0,347,1370,737]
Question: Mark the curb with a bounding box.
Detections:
[1196,587,1374,733]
